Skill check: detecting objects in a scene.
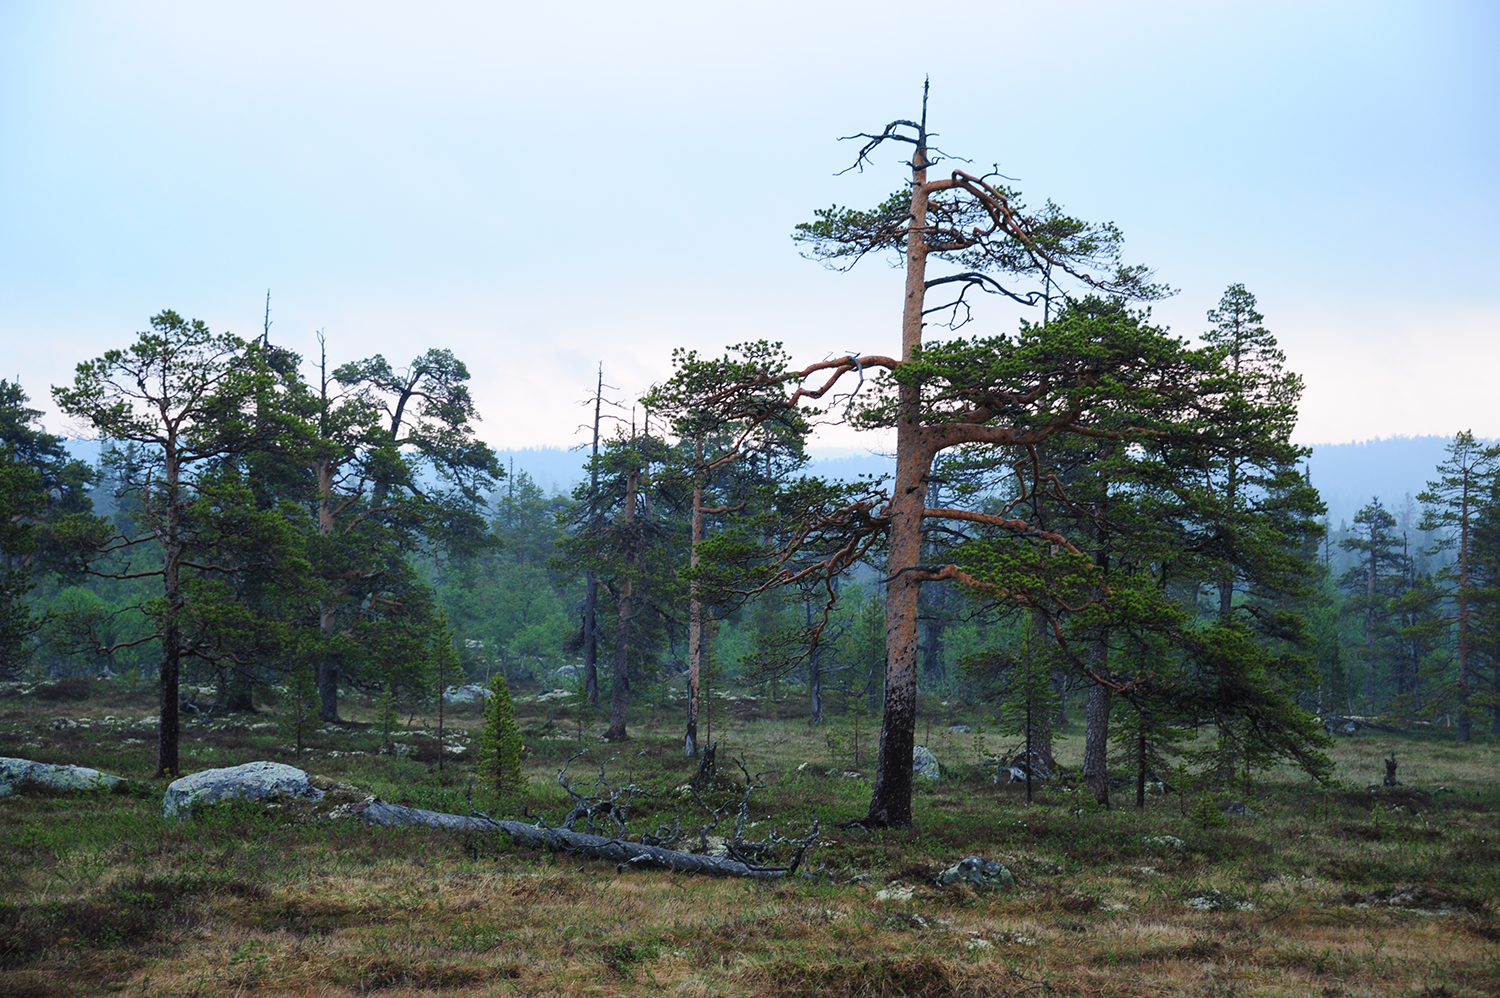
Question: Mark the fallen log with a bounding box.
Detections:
[357,800,806,879]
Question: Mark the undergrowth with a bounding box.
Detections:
[0,680,1497,996]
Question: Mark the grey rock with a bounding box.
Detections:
[0,757,126,797]
[551,665,585,678]
[162,761,323,819]
[1221,800,1259,818]
[50,717,78,731]
[936,856,1013,891]
[947,724,971,733]
[1000,755,1051,784]
[442,684,493,704]
[912,744,940,781]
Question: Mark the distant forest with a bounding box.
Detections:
[3,269,1499,811]
[6,360,1497,741]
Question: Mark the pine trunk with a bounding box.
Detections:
[807,598,823,723]
[1363,520,1378,705]
[685,458,703,756]
[583,365,605,708]
[862,129,932,828]
[1082,677,1111,806]
[1456,482,1472,743]
[583,574,600,707]
[156,454,183,778]
[1028,612,1055,774]
[604,465,639,742]
[315,458,340,722]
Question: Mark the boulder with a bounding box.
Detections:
[947,724,971,733]
[442,684,493,704]
[912,744,941,781]
[0,757,126,797]
[162,761,323,819]
[936,856,1013,890]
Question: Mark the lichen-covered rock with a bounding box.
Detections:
[935,856,1013,890]
[1184,888,1253,912]
[442,684,493,704]
[912,744,940,781]
[162,761,322,819]
[0,757,126,797]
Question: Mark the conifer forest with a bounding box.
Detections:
[2,99,1498,998]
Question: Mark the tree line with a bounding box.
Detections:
[2,97,1497,826]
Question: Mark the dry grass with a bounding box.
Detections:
[1,680,1497,996]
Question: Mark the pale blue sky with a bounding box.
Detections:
[2,1,1495,451]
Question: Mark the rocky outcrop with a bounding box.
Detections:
[0,757,127,797]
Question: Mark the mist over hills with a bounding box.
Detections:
[1304,436,1462,529]
[66,436,1468,530]
[496,437,1463,530]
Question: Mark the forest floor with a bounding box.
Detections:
[0,676,1497,997]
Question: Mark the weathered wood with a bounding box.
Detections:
[357,801,795,878]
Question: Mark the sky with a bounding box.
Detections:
[2,1,1496,455]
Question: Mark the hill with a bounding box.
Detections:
[68,436,1473,528]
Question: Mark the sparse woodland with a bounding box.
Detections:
[2,100,1499,996]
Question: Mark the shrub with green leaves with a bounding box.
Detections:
[477,675,524,796]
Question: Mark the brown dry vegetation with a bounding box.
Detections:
[1,678,1497,997]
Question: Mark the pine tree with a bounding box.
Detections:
[1196,284,1323,627]
[1339,500,1408,709]
[1466,468,1500,733]
[53,312,285,776]
[0,379,103,678]
[1418,431,1500,741]
[477,674,524,797]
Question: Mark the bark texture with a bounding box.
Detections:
[1082,678,1111,806]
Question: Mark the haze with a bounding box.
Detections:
[2,1,1495,451]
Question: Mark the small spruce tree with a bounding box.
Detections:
[478,674,524,797]
[377,685,398,753]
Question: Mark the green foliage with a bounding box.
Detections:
[0,378,104,677]
[1188,794,1227,829]
[477,674,524,797]
[376,685,398,748]
[969,617,1057,784]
